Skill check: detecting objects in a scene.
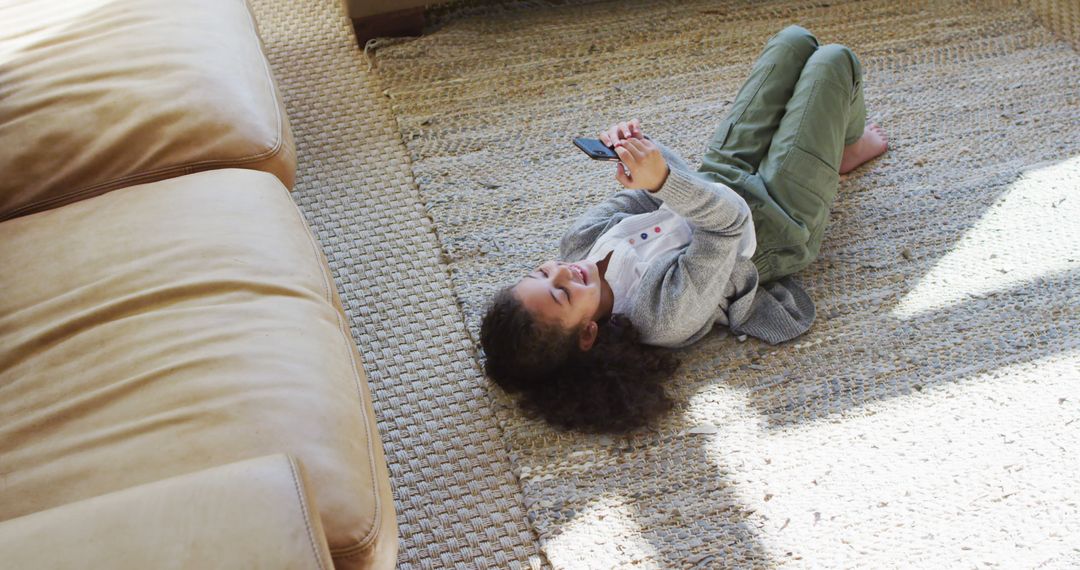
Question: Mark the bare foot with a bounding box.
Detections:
[839,123,889,174]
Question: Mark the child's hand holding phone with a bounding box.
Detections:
[600,119,669,193]
[599,119,645,147]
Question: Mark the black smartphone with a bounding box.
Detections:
[573,137,620,161]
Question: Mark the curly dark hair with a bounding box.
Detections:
[479,285,679,433]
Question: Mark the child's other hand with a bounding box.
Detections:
[613,138,669,193]
[599,119,644,147]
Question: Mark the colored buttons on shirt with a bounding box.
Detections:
[640,233,648,240]
[654,226,661,233]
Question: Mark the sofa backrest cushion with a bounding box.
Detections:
[0,0,295,221]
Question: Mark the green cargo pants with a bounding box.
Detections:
[696,25,866,284]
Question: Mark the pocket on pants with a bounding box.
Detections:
[778,145,840,234]
[723,63,776,140]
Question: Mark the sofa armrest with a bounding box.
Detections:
[0,455,333,570]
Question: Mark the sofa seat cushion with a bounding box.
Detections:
[0,0,295,221]
[0,455,334,570]
[0,170,395,569]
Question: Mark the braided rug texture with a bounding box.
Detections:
[246,0,547,568]
[373,0,1080,567]
[1023,0,1080,48]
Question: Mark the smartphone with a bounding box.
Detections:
[573,137,620,161]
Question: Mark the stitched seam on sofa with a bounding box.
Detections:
[288,456,330,570]
[284,185,384,551]
[5,134,286,221]
[3,147,285,221]
[5,0,288,222]
[237,0,287,171]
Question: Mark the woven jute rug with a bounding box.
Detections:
[246,0,547,568]
[372,0,1080,567]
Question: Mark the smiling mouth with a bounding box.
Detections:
[570,264,588,285]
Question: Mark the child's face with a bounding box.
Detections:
[512,260,604,331]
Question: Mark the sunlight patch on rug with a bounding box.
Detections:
[696,351,1080,567]
[894,155,1080,319]
[543,493,662,570]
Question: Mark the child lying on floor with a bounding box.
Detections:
[480,26,888,433]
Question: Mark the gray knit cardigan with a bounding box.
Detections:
[558,142,816,348]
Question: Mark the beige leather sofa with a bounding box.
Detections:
[0,0,397,568]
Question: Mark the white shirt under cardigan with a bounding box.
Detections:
[559,140,815,348]
[586,204,757,316]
